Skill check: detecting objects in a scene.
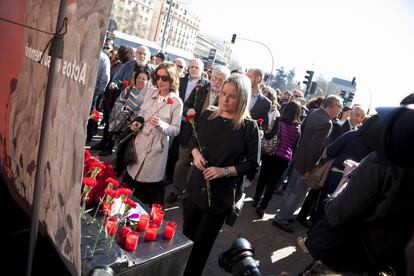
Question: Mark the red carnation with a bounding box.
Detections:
[116,188,133,198]
[185,113,195,123]
[106,177,120,189]
[123,198,137,209]
[123,80,129,87]
[257,118,264,125]
[166,97,174,105]
[82,177,98,189]
[88,109,100,122]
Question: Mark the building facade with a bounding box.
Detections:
[194,34,232,68]
[110,0,156,40]
[149,0,200,52]
[110,0,232,67]
[327,77,357,106]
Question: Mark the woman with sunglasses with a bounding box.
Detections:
[124,63,183,205]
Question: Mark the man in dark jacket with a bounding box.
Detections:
[272,95,343,233]
[164,58,209,193]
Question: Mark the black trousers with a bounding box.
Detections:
[165,135,180,183]
[123,173,165,206]
[183,198,228,276]
[254,154,288,210]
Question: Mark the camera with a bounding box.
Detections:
[367,105,414,168]
[219,237,262,276]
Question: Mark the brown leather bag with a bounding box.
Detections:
[303,158,335,190]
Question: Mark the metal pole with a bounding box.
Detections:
[160,0,173,51]
[236,36,274,75]
[26,0,67,275]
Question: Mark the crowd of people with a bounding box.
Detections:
[86,42,414,275]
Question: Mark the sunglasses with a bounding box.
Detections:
[155,74,170,82]
[176,65,183,69]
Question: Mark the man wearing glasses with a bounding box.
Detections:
[174,58,187,78]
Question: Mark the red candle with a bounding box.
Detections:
[145,223,159,241]
[152,210,165,226]
[117,226,132,247]
[164,221,177,239]
[124,231,139,251]
[150,204,163,219]
[138,213,150,231]
[105,216,118,237]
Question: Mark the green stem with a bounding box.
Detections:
[91,216,107,256]
[90,196,105,224]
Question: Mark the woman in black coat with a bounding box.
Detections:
[182,73,260,276]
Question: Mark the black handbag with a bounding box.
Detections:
[123,134,137,166]
[117,130,137,168]
[225,192,246,227]
[225,179,245,227]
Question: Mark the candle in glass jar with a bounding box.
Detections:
[124,231,139,251]
[105,216,118,237]
[138,213,150,231]
[145,223,159,241]
[152,210,165,226]
[164,221,177,239]
[117,226,132,247]
[150,204,163,219]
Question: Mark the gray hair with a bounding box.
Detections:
[212,65,231,78]
[191,58,204,71]
[323,94,343,108]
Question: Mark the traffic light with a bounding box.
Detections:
[348,92,355,103]
[309,81,317,95]
[231,34,237,44]
[339,90,346,99]
[303,70,314,93]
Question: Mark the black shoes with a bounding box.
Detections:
[252,200,259,208]
[296,216,311,229]
[272,219,294,233]
[166,192,179,204]
[99,149,113,156]
[255,208,265,218]
[91,142,105,151]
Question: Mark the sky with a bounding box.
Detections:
[186,0,414,111]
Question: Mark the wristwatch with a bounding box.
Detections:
[223,167,230,177]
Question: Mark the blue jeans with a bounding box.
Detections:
[275,168,309,222]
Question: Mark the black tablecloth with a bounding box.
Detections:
[81,210,192,276]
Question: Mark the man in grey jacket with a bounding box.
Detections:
[272,95,343,233]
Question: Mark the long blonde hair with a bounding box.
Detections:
[209,73,251,129]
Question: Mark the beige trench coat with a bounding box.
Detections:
[127,87,183,182]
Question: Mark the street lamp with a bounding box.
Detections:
[231,34,274,75]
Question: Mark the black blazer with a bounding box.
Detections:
[250,93,272,130]
[179,83,214,146]
[178,75,209,102]
[332,120,352,141]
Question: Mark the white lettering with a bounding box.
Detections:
[78,63,87,85]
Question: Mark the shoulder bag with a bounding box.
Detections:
[225,177,246,227]
[109,87,133,133]
[261,118,280,156]
[303,149,335,189]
